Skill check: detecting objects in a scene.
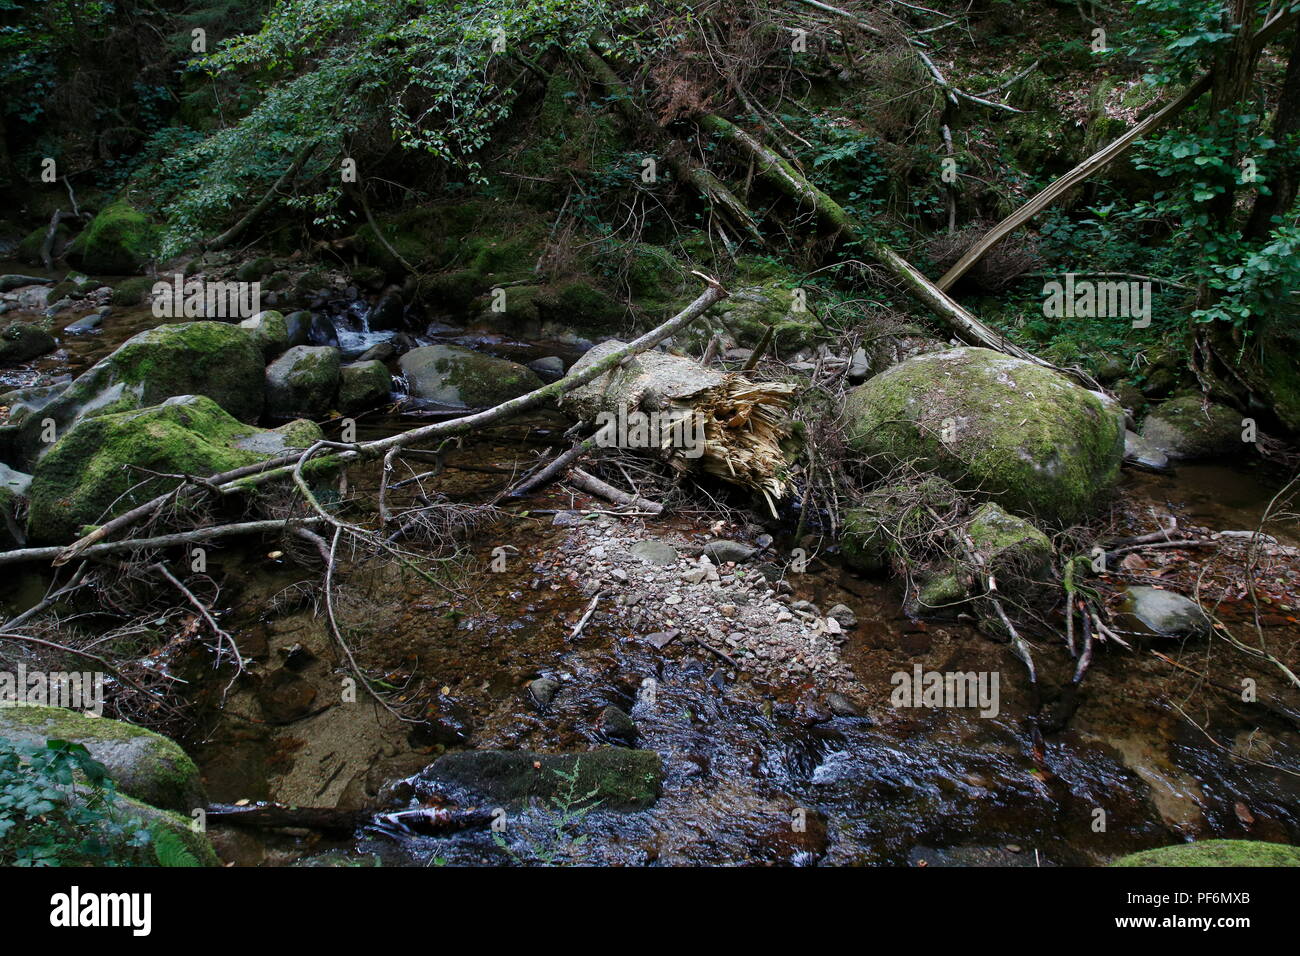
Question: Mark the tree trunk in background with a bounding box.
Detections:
[1245,25,1300,239]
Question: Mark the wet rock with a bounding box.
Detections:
[338,360,392,414]
[597,705,637,745]
[420,747,663,810]
[368,291,406,331]
[1123,585,1212,639]
[265,345,341,419]
[528,677,560,708]
[0,321,56,365]
[0,706,205,813]
[844,347,1125,525]
[398,344,542,409]
[306,313,339,347]
[642,628,680,649]
[282,310,313,348]
[551,510,582,527]
[825,692,863,717]
[357,341,397,363]
[701,539,757,564]
[0,274,52,293]
[1123,429,1170,472]
[64,312,104,334]
[526,355,565,381]
[1140,395,1244,460]
[26,395,321,543]
[631,540,678,566]
[257,668,319,723]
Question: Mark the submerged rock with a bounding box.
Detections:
[843,347,1124,525]
[26,394,320,543]
[1123,585,1213,639]
[1123,429,1170,472]
[265,345,341,419]
[420,747,663,810]
[1111,839,1300,867]
[1140,395,1243,460]
[0,705,206,814]
[398,344,541,408]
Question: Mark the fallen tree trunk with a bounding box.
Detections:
[938,5,1300,291]
[48,278,729,564]
[569,468,664,513]
[577,46,764,246]
[697,113,1045,364]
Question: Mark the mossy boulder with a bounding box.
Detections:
[967,502,1053,582]
[0,321,56,365]
[420,747,663,811]
[1111,839,1300,867]
[26,395,321,543]
[843,347,1125,525]
[66,200,159,275]
[472,279,622,338]
[698,282,825,352]
[1140,395,1244,460]
[49,272,99,301]
[399,344,542,408]
[2,321,268,469]
[265,345,341,419]
[110,276,156,307]
[17,223,70,266]
[239,310,290,359]
[338,360,392,414]
[0,706,205,814]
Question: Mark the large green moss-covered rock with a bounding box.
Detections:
[66,200,159,275]
[399,345,541,408]
[1111,839,1300,867]
[0,706,205,814]
[421,748,663,811]
[0,321,265,469]
[26,395,320,543]
[843,347,1124,525]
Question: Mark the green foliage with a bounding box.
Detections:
[0,736,151,867]
[156,0,657,254]
[492,759,601,865]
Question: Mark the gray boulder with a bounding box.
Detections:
[265,345,341,419]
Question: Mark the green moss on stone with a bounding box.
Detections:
[843,347,1124,525]
[66,200,159,275]
[1111,839,1300,867]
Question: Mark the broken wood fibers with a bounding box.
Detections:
[562,342,796,514]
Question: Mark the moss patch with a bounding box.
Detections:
[1111,839,1300,867]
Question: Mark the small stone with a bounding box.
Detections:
[631,540,679,566]
[643,629,681,649]
[827,604,857,628]
[528,677,560,708]
[552,510,582,527]
[597,705,637,745]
